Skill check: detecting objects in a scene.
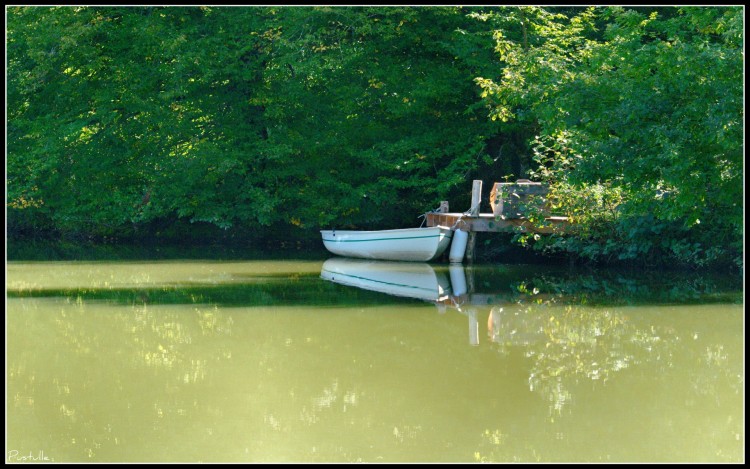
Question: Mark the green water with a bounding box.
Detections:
[6,259,744,463]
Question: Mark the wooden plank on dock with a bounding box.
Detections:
[425,212,570,234]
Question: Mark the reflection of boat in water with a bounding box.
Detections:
[320,259,523,347]
[321,259,488,347]
[321,258,453,302]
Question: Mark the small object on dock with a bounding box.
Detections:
[490,180,549,219]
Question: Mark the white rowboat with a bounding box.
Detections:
[320,226,454,262]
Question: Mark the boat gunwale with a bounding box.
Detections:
[320,226,453,241]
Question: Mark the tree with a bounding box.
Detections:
[7,6,500,240]
[475,6,743,268]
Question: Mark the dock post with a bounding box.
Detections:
[466,180,482,264]
[469,180,482,216]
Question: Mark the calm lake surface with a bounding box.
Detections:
[6,258,744,463]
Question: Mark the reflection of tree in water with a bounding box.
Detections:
[488,301,676,417]
[10,297,238,460]
[498,271,742,307]
[475,267,741,417]
[477,291,743,462]
[690,342,744,415]
[128,304,236,384]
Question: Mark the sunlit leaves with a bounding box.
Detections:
[478,6,743,268]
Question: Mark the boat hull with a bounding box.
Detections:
[320,226,454,262]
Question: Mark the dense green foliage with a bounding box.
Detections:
[475,6,743,268]
[7,7,497,236]
[7,6,744,269]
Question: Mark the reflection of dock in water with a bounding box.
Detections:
[319,257,742,350]
[321,258,519,346]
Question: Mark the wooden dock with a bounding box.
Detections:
[425,212,569,234]
[424,180,570,262]
[424,180,569,234]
